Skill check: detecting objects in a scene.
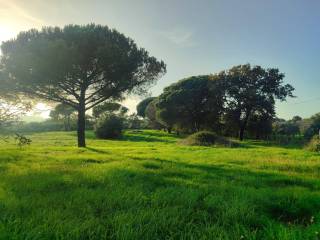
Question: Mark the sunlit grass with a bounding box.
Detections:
[0,130,320,239]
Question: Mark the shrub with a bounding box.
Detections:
[94,114,123,139]
[181,131,238,147]
[306,135,320,152]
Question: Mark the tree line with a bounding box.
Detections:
[137,64,294,141]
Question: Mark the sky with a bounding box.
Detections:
[0,0,319,120]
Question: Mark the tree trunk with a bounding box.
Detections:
[239,111,251,141]
[239,126,245,141]
[77,103,86,147]
[67,116,71,131]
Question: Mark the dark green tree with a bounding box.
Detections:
[0,24,166,147]
[223,64,294,140]
[145,99,164,129]
[50,103,76,131]
[291,115,302,123]
[304,113,320,139]
[92,102,128,119]
[273,120,300,137]
[136,97,156,117]
[156,75,225,133]
[246,114,273,139]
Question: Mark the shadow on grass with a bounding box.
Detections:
[85,147,110,154]
[2,155,320,238]
[245,139,305,150]
[121,130,181,143]
[121,134,174,143]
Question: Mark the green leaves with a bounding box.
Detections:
[1,24,166,146]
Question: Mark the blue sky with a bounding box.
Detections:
[0,0,319,119]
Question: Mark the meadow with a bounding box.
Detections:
[0,130,320,239]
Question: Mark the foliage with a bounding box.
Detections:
[148,64,293,139]
[92,102,128,119]
[0,130,319,239]
[156,75,225,133]
[1,24,166,147]
[222,64,294,140]
[273,120,300,137]
[304,113,320,140]
[306,135,320,152]
[50,103,76,131]
[246,114,273,139]
[0,93,32,129]
[181,131,237,147]
[4,116,94,133]
[14,133,32,147]
[94,114,123,139]
[145,99,164,129]
[136,97,156,117]
[124,114,147,129]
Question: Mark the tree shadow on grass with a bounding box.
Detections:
[1,158,319,240]
[245,140,305,150]
[85,147,110,154]
[3,154,320,238]
[121,134,175,143]
[135,158,320,226]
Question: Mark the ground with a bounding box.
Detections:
[0,130,320,239]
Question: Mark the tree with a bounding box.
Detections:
[145,99,163,129]
[125,113,145,129]
[136,97,156,117]
[304,113,320,139]
[0,96,31,129]
[246,114,273,139]
[94,114,124,139]
[292,115,302,123]
[156,75,225,133]
[0,71,30,128]
[92,102,128,119]
[223,64,294,140]
[49,103,76,131]
[0,24,166,147]
[273,120,300,137]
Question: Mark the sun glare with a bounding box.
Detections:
[0,25,17,43]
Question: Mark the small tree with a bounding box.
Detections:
[1,24,166,147]
[94,114,123,139]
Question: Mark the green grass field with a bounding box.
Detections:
[0,130,320,239]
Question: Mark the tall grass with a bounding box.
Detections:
[0,130,319,239]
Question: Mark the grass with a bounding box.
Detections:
[0,130,320,239]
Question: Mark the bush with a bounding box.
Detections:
[94,114,123,139]
[306,135,320,152]
[181,131,238,147]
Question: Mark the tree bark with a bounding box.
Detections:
[77,102,86,147]
[239,126,245,141]
[239,109,251,141]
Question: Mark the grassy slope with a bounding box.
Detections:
[0,130,320,239]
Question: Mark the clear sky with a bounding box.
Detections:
[0,0,319,119]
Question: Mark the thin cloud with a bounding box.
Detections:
[0,0,46,26]
[158,27,196,47]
